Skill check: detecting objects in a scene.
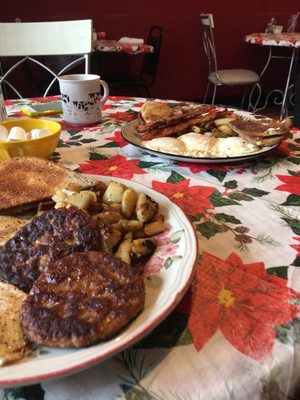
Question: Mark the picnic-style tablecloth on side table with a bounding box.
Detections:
[1,95,300,400]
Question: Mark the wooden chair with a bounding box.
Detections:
[0,20,92,99]
[104,25,164,97]
[200,14,261,110]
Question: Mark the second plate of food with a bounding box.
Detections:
[121,106,286,163]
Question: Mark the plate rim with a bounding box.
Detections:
[121,118,280,164]
[0,175,198,388]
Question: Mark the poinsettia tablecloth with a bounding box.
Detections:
[1,96,300,400]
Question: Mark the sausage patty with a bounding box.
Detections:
[21,251,145,347]
[0,207,102,293]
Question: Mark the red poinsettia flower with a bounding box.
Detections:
[290,237,300,257]
[78,155,147,179]
[4,99,14,106]
[107,111,136,123]
[275,173,300,195]
[134,101,146,108]
[101,104,113,111]
[188,252,299,361]
[110,96,135,101]
[176,161,229,173]
[152,179,214,216]
[106,130,128,147]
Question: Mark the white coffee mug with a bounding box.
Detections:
[58,74,109,125]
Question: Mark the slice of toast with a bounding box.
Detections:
[229,118,291,138]
[0,157,97,214]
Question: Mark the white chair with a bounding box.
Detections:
[200,14,261,110]
[0,20,93,98]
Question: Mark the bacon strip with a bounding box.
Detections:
[138,107,229,141]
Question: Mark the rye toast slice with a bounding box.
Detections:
[0,157,96,214]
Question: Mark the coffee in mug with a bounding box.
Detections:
[58,74,109,125]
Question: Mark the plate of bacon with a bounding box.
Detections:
[121,102,291,163]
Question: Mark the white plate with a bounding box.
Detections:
[121,115,279,164]
[0,175,198,388]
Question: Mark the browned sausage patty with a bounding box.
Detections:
[21,251,145,348]
[0,207,101,293]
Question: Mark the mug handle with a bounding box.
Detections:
[100,80,109,106]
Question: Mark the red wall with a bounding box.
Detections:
[2,0,299,101]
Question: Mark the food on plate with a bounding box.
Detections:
[141,136,186,155]
[0,207,102,293]
[0,282,31,365]
[0,159,168,359]
[229,117,291,146]
[177,133,218,157]
[142,133,260,158]
[139,101,175,123]
[0,157,96,215]
[0,216,31,247]
[21,251,145,348]
[134,101,291,154]
[214,137,259,157]
[137,102,229,141]
[52,181,165,265]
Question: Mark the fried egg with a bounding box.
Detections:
[178,133,218,157]
[142,136,186,155]
[142,133,260,158]
[214,137,259,157]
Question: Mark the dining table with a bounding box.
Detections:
[1,94,300,400]
[93,39,154,54]
[245,32,300,120]
[91,39,154,80]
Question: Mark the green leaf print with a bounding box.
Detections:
[163,255,183,269]
[242,188,269,197]
[207,170,227,182]
[57,142,69,147]
[287,169,300,176]
[209,190,240,207]
[167,171,186,183]
[291,256,300,267]
[67,141,82,146]
[287,157,300,165]
[89,153,108,160]
[1,384,45,400]
[228,192,253,201]
[80,138,98,144]
[98,142,119,148]
[282,218,300,235]
[169,229,184,243]
[276,318,300,345]
[215,213,241,224]
[119,385,155,400]
[196,221,223,239]
[68,129,80,135]
[69,134,82,140]
[287,143,300,151]
[267,266,288,280]
[281,194,300,206]
[136,311,192,348]
[224,180,238,189]
[138,161,164,169]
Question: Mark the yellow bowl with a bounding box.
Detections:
[0,118,61,161]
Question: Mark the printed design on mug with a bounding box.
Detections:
[61,92,101,121]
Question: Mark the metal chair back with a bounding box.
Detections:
[0,20,92,98]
